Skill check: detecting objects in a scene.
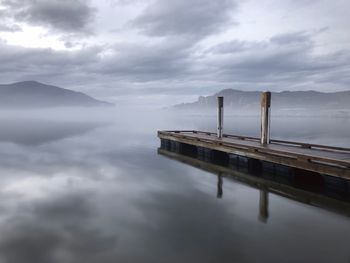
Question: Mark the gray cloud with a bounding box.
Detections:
[270,31,312,45]
[202,32,350,91]
[0,9,22,32]
[0,23,22,32]
[0,0,349,106]
[0,0,96,34]
[98,39,195,82]
[96,31,350,95]
[207,40,267,55]
[0,30,349,105]
[0,42,102,81]
[132,0,237,39]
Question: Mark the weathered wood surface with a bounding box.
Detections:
[260,92,271,145]
[217,96,224,138]
[158,130,350,179]
[158,148,350,218]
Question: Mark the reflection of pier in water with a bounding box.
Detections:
[158,143,350,221]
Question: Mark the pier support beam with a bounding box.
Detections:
[260,92,271,145]
[217,96,224,138]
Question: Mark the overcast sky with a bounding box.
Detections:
[0,0,349,106]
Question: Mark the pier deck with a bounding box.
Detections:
[158,130,350,179]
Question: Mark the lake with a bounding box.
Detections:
[0,109,349,263]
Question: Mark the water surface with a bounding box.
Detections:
[0,110,349,263]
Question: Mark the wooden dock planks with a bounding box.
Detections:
[158,130,350,179]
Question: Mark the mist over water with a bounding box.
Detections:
[0,108,349,263]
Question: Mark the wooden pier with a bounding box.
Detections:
[158,92,350,179]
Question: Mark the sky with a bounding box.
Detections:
[0,0,350,107]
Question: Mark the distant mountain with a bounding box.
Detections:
[0,81,113,108]
[173,89,350,113]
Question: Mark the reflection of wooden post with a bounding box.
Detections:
[217,97,224,138]
[217,173,223,198]
[259,190,269,223]
[260,92,271,145]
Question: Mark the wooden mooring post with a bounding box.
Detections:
[261,92,271,145]
[217,96,224,138]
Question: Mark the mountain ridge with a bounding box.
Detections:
[174,88,350,111]
[0,81,113,108]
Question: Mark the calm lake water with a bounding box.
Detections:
[0,109,349,263]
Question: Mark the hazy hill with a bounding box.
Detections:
[174,89,350,113]
[0,81,113,108]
